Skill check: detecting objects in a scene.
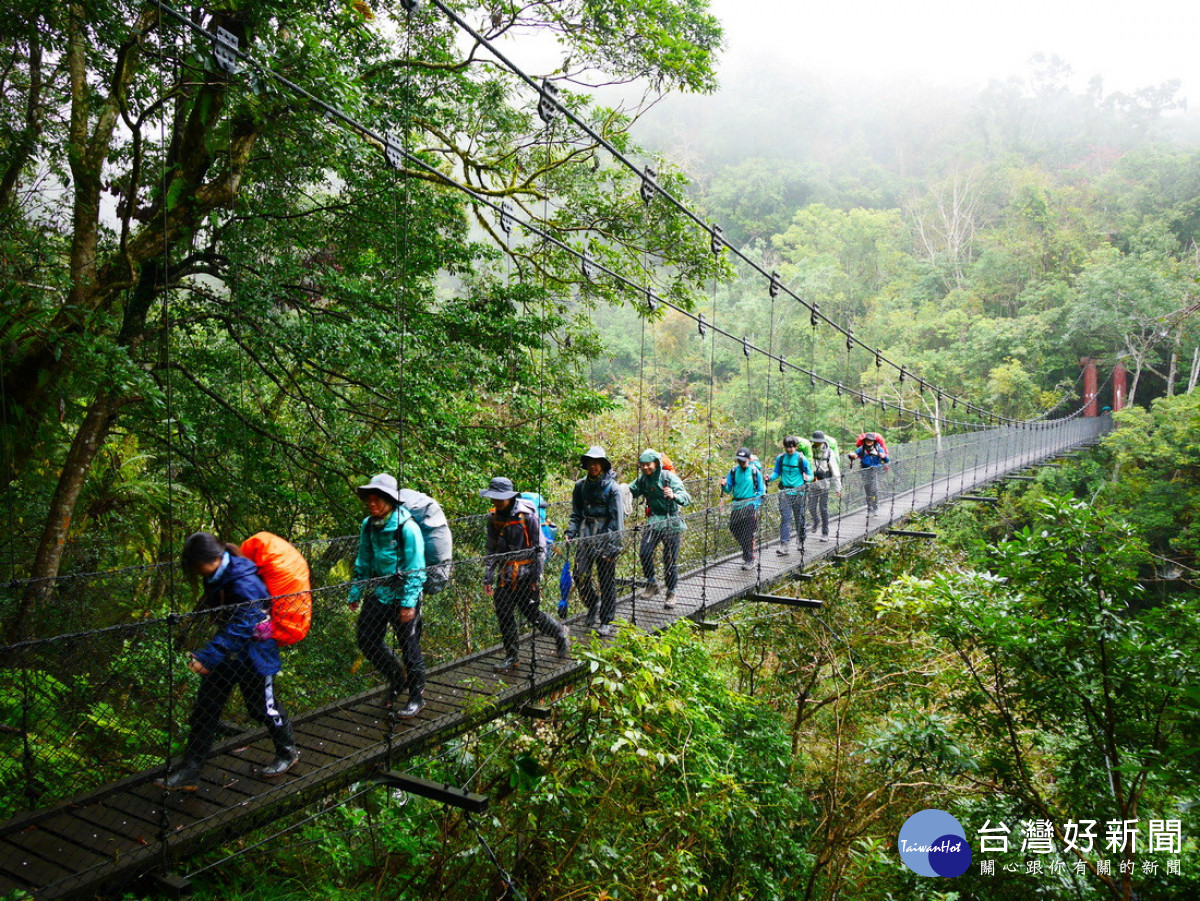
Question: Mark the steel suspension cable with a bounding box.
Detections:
[149,0,1058,435]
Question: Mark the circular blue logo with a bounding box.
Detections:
[898,809,972,878]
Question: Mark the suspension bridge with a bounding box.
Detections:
[0,416,1110,899]
[0,2,1130,897]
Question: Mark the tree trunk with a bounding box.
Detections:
[1128,353,1144,408]
[1188,347,1200,394]
[1166,332,1180,396]
[9,389,125,640]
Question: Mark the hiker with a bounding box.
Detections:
[482,477,571,673]
[807,431,843,541]
[630,449,691,608]
[766,436,811,555]
[722,447,764,569]
[847,432,890,515]
[348,473,427,719]
[159,532,298,790]
[565,446,625,637]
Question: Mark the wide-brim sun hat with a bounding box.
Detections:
[479,476,519,500]
[811,430,827,443]
[357,473,400,504]
[580,445,612,472]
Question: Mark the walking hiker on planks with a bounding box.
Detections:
[348,473,428,719]
[807,431,843,541]
[766,436,812,555]
[722,447,765,569]
[630,449,692,608]
[564,445,625,637]
[482,477,571,673]
[158,532,298,790]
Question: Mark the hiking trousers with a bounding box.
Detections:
[729,505,758,562]
[185,657,292,762]
[862,467,883,514]
[640,527,681,592]
[807,485,832,535]
[494,584,562,660]
[575,541,618,625]
[356,595,426,698]
[778,491,807,544]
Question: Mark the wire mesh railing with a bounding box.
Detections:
[0,416,1110,828]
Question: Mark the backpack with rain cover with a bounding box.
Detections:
[809,434,839,478]
[398,488,454,594]
[616,481,634,518]
[520,491,557,546]
[855,432,888,457]
[240,532,312,645]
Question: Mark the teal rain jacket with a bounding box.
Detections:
[348,506,427,607]
[630,450,691,533]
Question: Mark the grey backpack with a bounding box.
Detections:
[398,488,454,594]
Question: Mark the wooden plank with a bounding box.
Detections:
[83,789,162,832]
[66,802,161,849]
[126,781,227,824]
[2,823,112,879]
[27,808,146,861]
[0,855,40,894]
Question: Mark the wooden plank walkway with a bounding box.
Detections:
[0,428,1104,899]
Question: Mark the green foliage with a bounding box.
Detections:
[499,624,816,899]
[1105,393,1200,564]
[883,496,1200,899]
[0,0,727,594]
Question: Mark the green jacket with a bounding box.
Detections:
[630,450,691,533]
[348,506,427,607]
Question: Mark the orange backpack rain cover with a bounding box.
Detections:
[241,532,312,645]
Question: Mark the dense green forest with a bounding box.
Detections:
[174,417,1200,901]
[1,3,1198,587]
[3,1,1200,898]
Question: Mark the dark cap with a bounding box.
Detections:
[479,476,519,501]
[735,447,751,461]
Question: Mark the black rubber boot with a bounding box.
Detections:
[395,693,425,719]
[493,655,520,673]
[261,746,300,778]
[158,759,203,791]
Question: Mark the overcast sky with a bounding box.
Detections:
[710,0,1198,100]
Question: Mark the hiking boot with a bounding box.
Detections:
[640,584,660,599]
[776,545,790,556]
[819,534,830,542]
[395,694,425,719]
[584,614,597,629]
[555,624,571,657]
[158,759,203,791]
[596,624,617,638]
[663,590,676,609]
[741,561,755,571]
[261,747,300,778]
[493,655,520,674]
